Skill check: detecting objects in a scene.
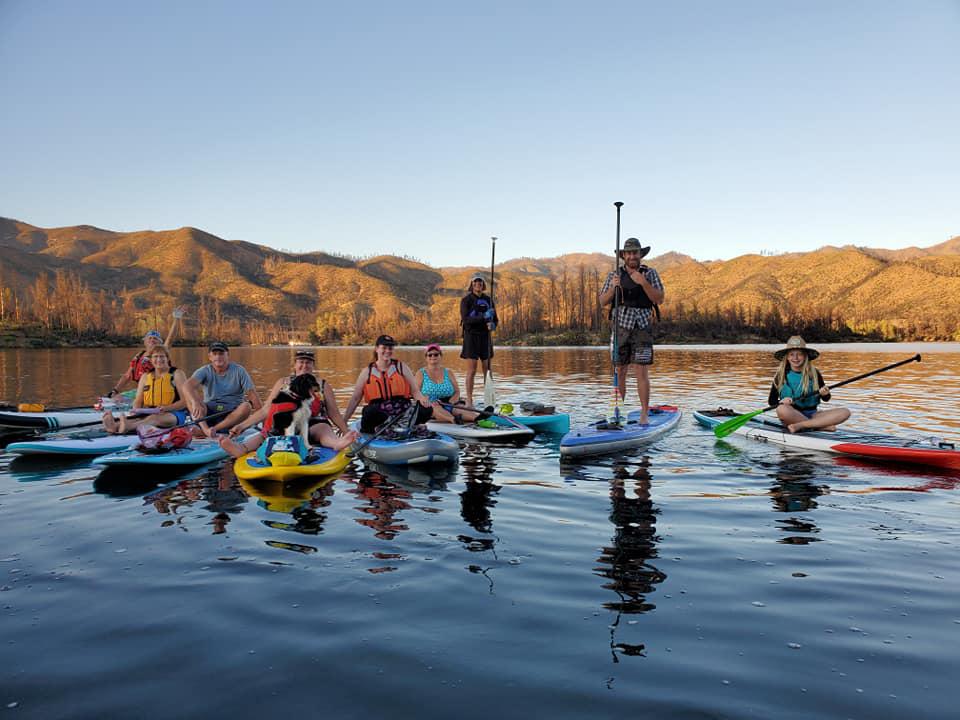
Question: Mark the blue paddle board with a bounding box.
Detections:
[560,405,682,458]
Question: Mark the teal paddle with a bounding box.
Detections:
[713,354,921,438]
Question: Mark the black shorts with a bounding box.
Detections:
[205,399,246,416]
[360,399,433,433]
[461,331,493,361]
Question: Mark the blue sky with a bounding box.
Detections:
[1,1,957,265]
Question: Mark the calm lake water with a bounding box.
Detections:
[1,344,958,719]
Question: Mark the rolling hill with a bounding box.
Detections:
[1,216,957,342]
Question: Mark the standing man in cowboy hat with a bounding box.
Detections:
[460,274,498,408]
[599,238,665,424]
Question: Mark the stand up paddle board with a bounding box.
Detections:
[694,408,960,471]
[351,423,459,465]
[560,405,682,458]
[6,433,137,457]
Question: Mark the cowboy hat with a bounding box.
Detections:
[619,238,651,259]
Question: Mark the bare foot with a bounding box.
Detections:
[822,425,837,432]
[787,423,803,434]
[331,430,359,451]
[118,415,129,434]
[638,414,649,426]
[102,411,118,433]
[217,435,246,459]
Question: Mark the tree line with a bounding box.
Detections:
[1,267,956,345]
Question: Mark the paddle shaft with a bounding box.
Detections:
[490,236,496,311]
[821,353,921,394]
[138,408,233,439]
[612,202,623,423]
[439,401,525,430]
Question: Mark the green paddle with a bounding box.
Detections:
[713,353,922,438]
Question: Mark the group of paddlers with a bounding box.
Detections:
[101,248,850,457]
[100,275,503,456]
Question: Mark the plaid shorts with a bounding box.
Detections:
[612,326,654,366]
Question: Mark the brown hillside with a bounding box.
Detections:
[1,216,958,341]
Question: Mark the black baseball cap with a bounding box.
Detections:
[375,334,397,346]
[208,341,229,353]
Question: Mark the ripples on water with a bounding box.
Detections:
[1,344,958,719]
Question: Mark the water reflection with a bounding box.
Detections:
[594,456,666,662]
[121,464,250,534]
[236,473,339,537]
[93,466,194,498]
[764,455,827,544]
[458,444,501,547]
[349,469,414,541]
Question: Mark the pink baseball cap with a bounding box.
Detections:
[424,343,442,354]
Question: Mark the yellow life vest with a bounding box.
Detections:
[142,369,180,408]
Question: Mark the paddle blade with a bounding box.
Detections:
[713,407,768,438]
[483,371,495,407]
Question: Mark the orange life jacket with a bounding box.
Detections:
[362,360,410,403]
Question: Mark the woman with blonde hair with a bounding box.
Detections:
[768,336,850,433]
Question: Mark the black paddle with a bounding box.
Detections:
[347,403,417,457]
[137,408,234,439]
[611,201,624,426]
[713,354,922,438]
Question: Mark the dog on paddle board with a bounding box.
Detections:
[264,373,319,450]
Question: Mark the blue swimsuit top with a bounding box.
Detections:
[419,368,455,403]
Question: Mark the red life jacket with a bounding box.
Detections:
[262,400,301,437]
[130,350,154,381]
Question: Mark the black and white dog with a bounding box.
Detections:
[264,373,319,451]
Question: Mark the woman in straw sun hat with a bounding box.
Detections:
[768,336,850,433]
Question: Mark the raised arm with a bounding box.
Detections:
[163,306,185,348]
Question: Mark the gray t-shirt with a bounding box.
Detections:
[191,362,255,406]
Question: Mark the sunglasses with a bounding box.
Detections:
[425,352,441,357]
